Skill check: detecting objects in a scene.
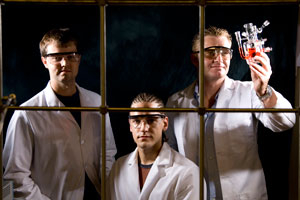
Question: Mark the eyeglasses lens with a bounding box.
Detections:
[129,115,165,129]
[204,47,232,59]
[46,53,80,64]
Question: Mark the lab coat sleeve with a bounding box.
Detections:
[3,111,51,200]
[253,88,296,132]
[104,113,117,177]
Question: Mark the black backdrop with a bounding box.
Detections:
[2,3,298,199]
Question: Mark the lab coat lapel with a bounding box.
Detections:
[45,82,80,129]
[44,82,64,107]
[214,77,235,157]
[214,77,235,129]
[140,164,161,199]
[128,148,143,197]
[140,143,171,199]
[216,77,235,109]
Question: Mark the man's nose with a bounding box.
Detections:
[139,120,150,131]
[60,57,68,65]
[214,53,223,62]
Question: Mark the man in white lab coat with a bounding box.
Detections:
[3,28,117,200]
[107,93,203,200]
[166,27,296,200]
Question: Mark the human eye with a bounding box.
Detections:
[212,50,218,57]
[68,53,80,62]
[221,49,230,56]
[67,54,75,61]
[206,50,217,58]
[131,119,140,125]
[147,117,157,125]
[53,56,62,62]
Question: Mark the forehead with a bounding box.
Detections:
[204,36,231,49]
[46,41,77,54]
[130,101,161,116]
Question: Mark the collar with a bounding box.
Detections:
[128,143,172,168]
[194,82,220,104]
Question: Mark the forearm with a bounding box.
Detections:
[4,171,51,200]
[256,90,296,131]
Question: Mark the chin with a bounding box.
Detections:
[137,142,152,149]
[138,145,150,150]
[215,71,227,78]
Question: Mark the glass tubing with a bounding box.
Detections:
[0,1,299,200]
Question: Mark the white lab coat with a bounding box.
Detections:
[166,76,295,200]
[107,142,204,200]
[3,82,117,200]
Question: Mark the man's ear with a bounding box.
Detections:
[41,57,47,66]
[163,116,169,132]
[129,119,133,133]
[190,54,199,68]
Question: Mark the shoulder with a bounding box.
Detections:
[167,81,196,107]
[109,153,133,179]
[169,81,196,99]
[77,85,100,98]
[163,143,198,170]
[20,89,46,107]
[77,85,101,106]
[166,145,199,189]
[112,151,134,170]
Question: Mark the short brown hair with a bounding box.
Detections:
[39,28,80,57]
[131,93,164,109]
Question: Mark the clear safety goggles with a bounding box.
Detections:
[193,46,233,59]
[128,114,165,129]
[44,52,81,64]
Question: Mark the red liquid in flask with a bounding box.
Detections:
[238,47,247,59]
[248,48,256,58]
[248,48,261,58]
[238,47,262,60]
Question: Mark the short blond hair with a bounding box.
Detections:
[192,26,232,51]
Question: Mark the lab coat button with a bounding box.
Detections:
[81,140,85,144]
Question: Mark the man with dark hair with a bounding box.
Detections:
[3,28,117,200]
[107,93,203,200]
[166,27,296,199]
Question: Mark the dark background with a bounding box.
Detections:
[1,2,298,199]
